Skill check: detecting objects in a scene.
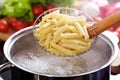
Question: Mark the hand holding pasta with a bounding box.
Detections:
[34,10,93,56]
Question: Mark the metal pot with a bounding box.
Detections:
[0,26,119,80]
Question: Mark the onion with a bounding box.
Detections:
[80,2,100,18]
[90,0,109,7]
[105,2,120,29]
[105,2,120,17]
[90,0,110,18]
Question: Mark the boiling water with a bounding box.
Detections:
[13,47,109,76]
[13,36,110,76]
[14,50,88,76]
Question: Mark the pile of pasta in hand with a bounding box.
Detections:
[34,11,93,56]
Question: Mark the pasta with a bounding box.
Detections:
[34,10,93,56]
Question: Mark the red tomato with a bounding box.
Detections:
[46,4,57,10]
[9,17,27,31]
[0,19,10,32]
[28,20,35,26]
[32,5,45,16]
[9,17,18,27]
[13,21,27,31]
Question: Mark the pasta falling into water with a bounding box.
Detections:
[34,10,93,56]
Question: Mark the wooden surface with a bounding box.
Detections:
[0,32,10,41]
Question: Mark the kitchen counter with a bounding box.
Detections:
[110,74,120,80]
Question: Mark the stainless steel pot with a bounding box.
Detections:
[0,26,119,80]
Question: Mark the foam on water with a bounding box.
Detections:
[13,49,88,76]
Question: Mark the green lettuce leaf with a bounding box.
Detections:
[1,0,33,22]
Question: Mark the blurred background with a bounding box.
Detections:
[0,0,120,80]
[0,0,120,41]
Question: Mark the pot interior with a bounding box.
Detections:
[4,27,117,77]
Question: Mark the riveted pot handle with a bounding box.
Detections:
[0,62,14,74]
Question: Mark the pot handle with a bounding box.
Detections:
[0,62,14,74]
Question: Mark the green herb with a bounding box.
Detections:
[1,0,33,22]
[29,0,46,6]
[46,0,74,7]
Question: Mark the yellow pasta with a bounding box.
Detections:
[44,34,52,48]
[34,10,93,56]
[41,25,54,37]
[74,22,85,36]
[60,39,88,46]
[41,22,51,28]
[83,25,89,39]
[61,43,86,50]
[66,16,85,26]
[50,42,74,55]
[56,18,66,26]
[53,24,68,38]
[48,48,64,56]
[68,26,77,33]
[52,35,61,43]
[42,10,60,21]
[60,33,80,39]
